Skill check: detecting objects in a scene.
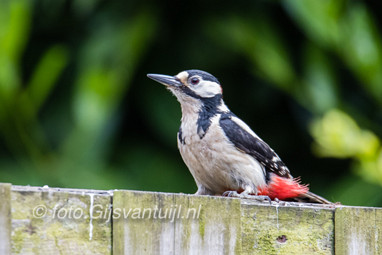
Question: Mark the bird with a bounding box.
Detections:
[147,69,330,203]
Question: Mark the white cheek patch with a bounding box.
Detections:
[192,81,222,98]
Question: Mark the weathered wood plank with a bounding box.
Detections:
[335,206,382,255]
[113,190,242,255]
[3,183,382,254]
[10,186,112,255]
[241,201,334,255]
[0,183,12,254]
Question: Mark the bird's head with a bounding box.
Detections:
[147,70,223,107]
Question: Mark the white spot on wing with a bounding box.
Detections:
[230,116,261,140]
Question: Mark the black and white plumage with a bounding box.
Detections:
[147,70,330,203]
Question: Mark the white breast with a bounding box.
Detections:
[178,114,266,195]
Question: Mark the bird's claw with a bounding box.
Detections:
[222,191,240,197]
[222,191,272,204]
[247,195,272,204]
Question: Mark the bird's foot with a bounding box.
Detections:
[244,194,272,204]
[222,190,240,197]
[222,191,272,204]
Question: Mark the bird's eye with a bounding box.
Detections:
[190,77,200,85]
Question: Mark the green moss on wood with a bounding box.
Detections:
[5,184,382,255]
[10,187,112,254]
[335,206,382,255]
[113,191,241,254]
[241,203,334,255]
[0,183,12,255]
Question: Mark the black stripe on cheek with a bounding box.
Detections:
[180,86,200,99]
[197,94,223,139]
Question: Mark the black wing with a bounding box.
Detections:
[219,113,291,181]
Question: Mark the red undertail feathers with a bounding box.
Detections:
[257,174,309,200]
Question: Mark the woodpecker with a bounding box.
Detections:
[147,70,330,203]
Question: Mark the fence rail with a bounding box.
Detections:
[0,183,381,254]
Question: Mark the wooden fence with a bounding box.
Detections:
[0,183,381,254]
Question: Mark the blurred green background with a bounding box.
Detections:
[1,0,382,206]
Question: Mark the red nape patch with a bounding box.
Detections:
[257,175,309,200]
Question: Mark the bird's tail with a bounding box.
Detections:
[258,174,332,204]
[294,191,332,204]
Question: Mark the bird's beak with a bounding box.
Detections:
[147,74,182,87]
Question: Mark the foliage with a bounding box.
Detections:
[0,0,381,206]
